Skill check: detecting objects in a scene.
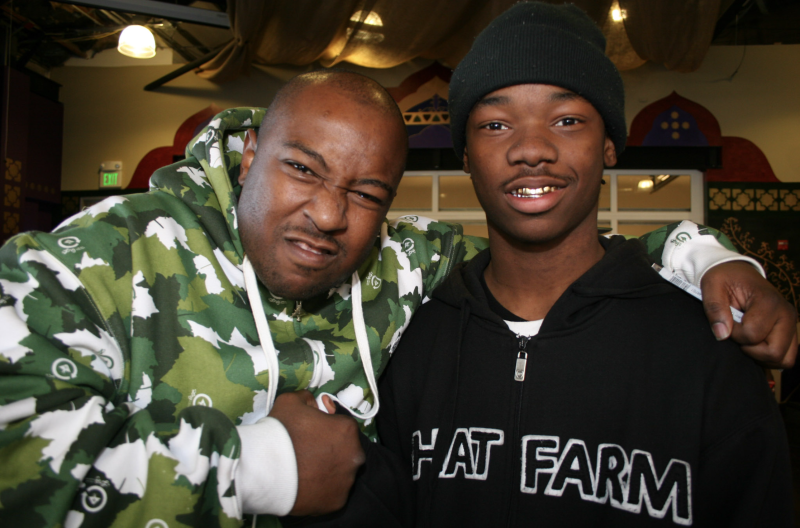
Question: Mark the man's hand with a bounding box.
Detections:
[701,261,798,368]
[269,390,365,516]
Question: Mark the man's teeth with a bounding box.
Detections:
[511,186,559,197]
[296,241,324,255]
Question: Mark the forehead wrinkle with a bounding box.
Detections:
[283,140,328,171]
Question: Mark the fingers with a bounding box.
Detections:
[729,292,779,346]
[320,394,337,414]
[703,299,734,341]
[700,261,799,368]
[731,298,797,369]
[269,390,364,516]
[700,273,735,341]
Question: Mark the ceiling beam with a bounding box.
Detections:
[58,0,230,28]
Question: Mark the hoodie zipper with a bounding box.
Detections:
[508,334,531,526]
[514,335,530,381]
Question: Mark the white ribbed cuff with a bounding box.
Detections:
[661,220,765,285]
[236,417,298,516]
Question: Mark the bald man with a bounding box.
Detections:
[0,70,795,528]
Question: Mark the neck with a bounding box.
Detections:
[484,224,604,321]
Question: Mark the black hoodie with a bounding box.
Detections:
[376,236,792,527]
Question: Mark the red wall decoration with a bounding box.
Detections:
[628,92,778,182]
[127,104,222,189]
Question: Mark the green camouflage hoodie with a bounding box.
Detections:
[0,107,748,528]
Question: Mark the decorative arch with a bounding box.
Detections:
[387,62,453,149]
[127,104,222,189]
[627,92,778,182]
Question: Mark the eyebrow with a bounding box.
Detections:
[548,90,585,103]
[474,89,586,109]
[284,141,328,171]
[473,95,511,110]
[355,178,396,197]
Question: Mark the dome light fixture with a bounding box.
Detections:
[118,25,156,59]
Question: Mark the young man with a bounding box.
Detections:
[375,3,793,526]
[0,70,793,527]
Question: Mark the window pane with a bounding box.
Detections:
[440,175,481,210]
[598,175,610,210]
[597,220,612,235]
[618,175,691,210]
[616,222,667,238]
[393,175,432,209]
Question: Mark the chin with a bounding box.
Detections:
[263,268,351,301]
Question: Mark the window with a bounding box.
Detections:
[391,169,704,238]
[599,170,704,237]
[390,170,487,237]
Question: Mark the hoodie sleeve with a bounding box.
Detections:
[0,234,245,527]
[388,217,488,298]
[638,220,764,286]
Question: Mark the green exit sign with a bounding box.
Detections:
[99,161,122,189]
[102,172,120,187]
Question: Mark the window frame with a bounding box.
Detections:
[390,169,705,233]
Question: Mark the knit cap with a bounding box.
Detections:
[449,1,627,159]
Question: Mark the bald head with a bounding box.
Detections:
[261,70,408,158]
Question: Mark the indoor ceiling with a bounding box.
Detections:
[2,0,799,83]
[0,0,231,71]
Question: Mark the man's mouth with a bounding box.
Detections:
[509,185,563,198]
[293,240,335,255]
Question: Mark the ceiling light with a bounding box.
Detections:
[118,25,156,59]
[350,10,383,26]
[611,8,627,21]
[638,179,654,190]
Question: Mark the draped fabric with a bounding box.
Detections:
[619,0,722,72]
[197,0,723,83]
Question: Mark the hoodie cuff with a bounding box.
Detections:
[236,417,298,516]
[661,221,765,285]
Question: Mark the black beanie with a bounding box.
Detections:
[449,1,627,159]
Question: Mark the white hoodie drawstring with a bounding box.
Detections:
[242,256,380,420]
[243,256,281,414]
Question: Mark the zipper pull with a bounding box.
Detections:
[514,335,530,382]
[292,300,304,321]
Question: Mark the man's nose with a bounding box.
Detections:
[507,128,558,167]
[304,183,348,233]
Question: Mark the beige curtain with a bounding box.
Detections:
[198,0,723,82]
[619,0,721,72]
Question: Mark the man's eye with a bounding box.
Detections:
[288,162,313,174]
[555,117,581,127]
[483,122,508,131]
[353,191,383,206]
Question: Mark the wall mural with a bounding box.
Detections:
[628,91,779,182]
[387,62,453,149]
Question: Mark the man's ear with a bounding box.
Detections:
[238,129,258,186]
[603,136,617,168]
[462,147,471,176]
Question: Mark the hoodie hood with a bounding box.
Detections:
[433,235,677,334]
[149,107,267,265]
[149,107,384,419]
